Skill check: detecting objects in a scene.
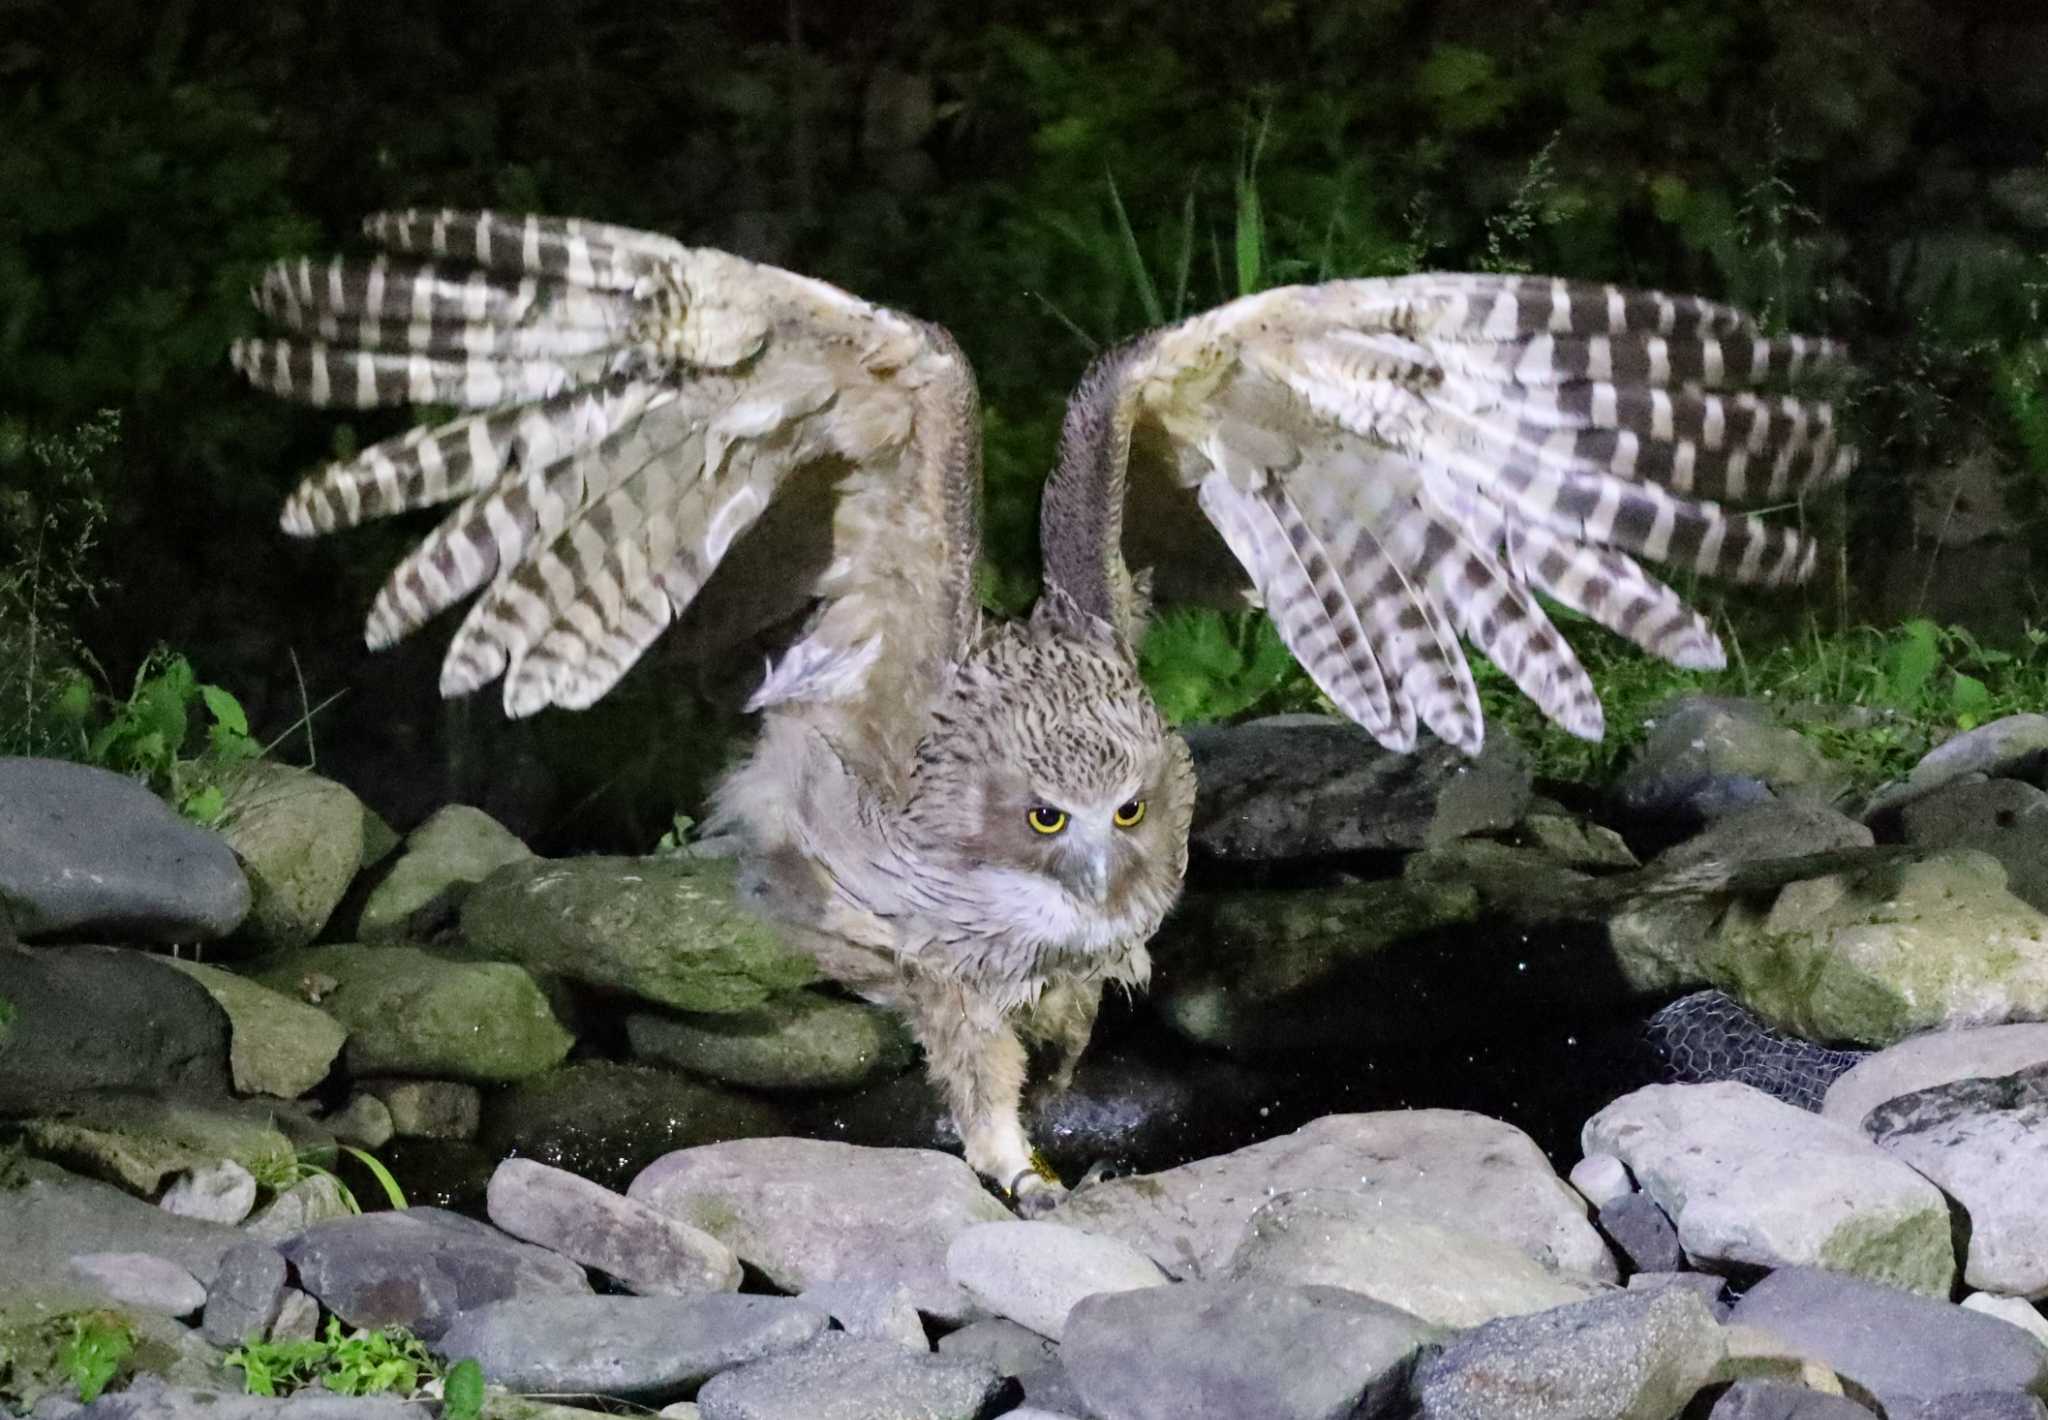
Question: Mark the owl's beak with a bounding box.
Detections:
[1061,845,1112,905]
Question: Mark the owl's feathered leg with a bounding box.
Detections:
[1020,978,1103,1096]
[901,975,1060,1213]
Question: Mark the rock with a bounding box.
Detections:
[1869,714,2048,819]
[0,1304,225,1415]
[1598,1193,1685,1276]
[358,804,533,941]
[323,1093,394,1150]
[240,1172,352,1244]
[1050,1110,1616,1282]
[1221,1190,1611,1330]
[1642,991,1868,1111]
[1585,1082,1953,1294]
[1063,1278,1441,1420]
[1571,1153,1634,1209]
[1181,716,1531,860]
[1729,1267,2048,1407]
[1705,850,2048,1046]
[0,945,231,1111]
[1864,1063,2048,1295]
[63,1377,422,1420]
[1629,1272,1730,1320]
[1965,1292,2048,1348]
[487,1157,741,1295]
[1415,1286,1727,1420]
[629,1139,1014,1324]
[269,1286,318,1341]
[625,992,915,1092]
[1520,812,1640,870]
[1706,1378,1878,1418]
[216,762,365,949]
[695,1332,1008,1420]
[66,1253,207,1316]
[1402,838,1599,923]
[1887,1393,2048,1420]
[935,1317,1060,1377]
[360,1079,480,1140]
[278,1206,593,1341]
[1825,1024,2048,1128]
[0,757,249,942]
[459,856,818,1013]
[1151,878,1481,1053]
[158,959,346,1099]
[795,1280,928,1350]
[482,1062,784,1194]
[247,944,571,1083]
[159,1161,257,1225]
[9,1091,295,1195]
[200,1242,287,1347]
[1900,779,2048,912]
[435,1295,826,1401]
[946,1221,1167,1342]
[1615,697,1847,826]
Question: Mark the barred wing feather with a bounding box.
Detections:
[1041,273,1855,754]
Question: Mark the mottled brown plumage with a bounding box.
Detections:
[233,211,1854,1206]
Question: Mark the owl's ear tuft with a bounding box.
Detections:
[1030,582,1126,654]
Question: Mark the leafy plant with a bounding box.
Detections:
[226,1319,440,1400]
[441,1358,485,1420]
[87,650,262,823]
[58,1314,131,1404]
[249,1145,408,1215]
[1139,609,1324,727]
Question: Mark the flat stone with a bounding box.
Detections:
[247,944,571,1083]
[361,1079,480,1140]
[1584,1082,1954,1294]
[216,762,365,949]
[1870,714,2048,818]
[1706,1378,1879,1419]
[1824,1024,2048,1128]
[9,1091,295,1195]
[160,1161,257,1225]
[487,1157,741,1295]
[1901,778,2048,912]
[1865,1063,2048,1295]
[63,1376,425,1420]
[1415,1286,1727,1420]
[1963,1292,2048,1349]
[0,1300,225,1414]
[1729,1267,2048,1406]
[278,1206,593,1340]
[1064,1278,1441,1420]
[0,945,231,1111]
[158,959,346,1098]
[0,1163,246,1298]
[625,992,914,1092]
[358,804,533,941]
[1570,1153,1634,1210]
[435,1295,826,1401]
[1599,1193,1685,1276]
[66,1252,206,1317]
[629,1138,1013,1324]
[1050,1110,1616,1282]
[459,856,818,1013]
[1221,1190,1611,1330]
[0,757,248,942]
[695,1332,1007,1420]
[795,1280,928,1349]
[947,1221,1167,1342]
[934,1317,1060,1377]
[1887,1393,2048,1420]
[200,1242,287,1346]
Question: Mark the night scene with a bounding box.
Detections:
[5,1,2048,1416]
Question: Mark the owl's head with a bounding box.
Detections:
[907,621,1195,939]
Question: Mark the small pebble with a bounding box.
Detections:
[158,1160,257,1225]
[1569,1152,1634,1210]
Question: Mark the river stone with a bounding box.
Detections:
[1181,716,1531,860]
[1825,1023,2048,1128]
[1151,878,1482,1053]
[460,855,818,1013]
[216,762,365,949]
[1400,837,1599,923]
[1415,1286,1727,1420]
[487,1157,741,1295]
[1964,1292,2048,1348]
[1221,1190,1612,1329]
[625,991,915,1092]
[358,804,533,941]
[160,1160,257,1225]
[323,1092,394,1149]
[1730,1267,2048,1406]
[1064,1278,1441,1420]
[1888,1394,2048,1420]
[696,1332,1008,1420]
[1864,1063,2048,1295]
[435,1295,826,1401]
[936,1316,1060,1376]
[1584,1082,1955,1295]
[946,1221,1167,1342]
[8,1091,295,1195]
[278,1206,593,1340]
[240,1172,352,1244]
[1901,778,2048,912]
[247,944,570,1082]
[1520,812,1639,869]
[1570,1153,1634,1210]
[67,1253,207,1317]
[0,757,248,942]
[0,945,231,1111]
[361,1079,480,1140]
[1615,697,1847,825]
[1050,1110,1616,1282]
[629,1138,1014,1324]
[482,1062,784,1194]
[1869,714,2048,818]
[1704,850,2048,1046]
[58,1376,422,1420]
[200,1242,287,1346]
[795,1280,928,1350]
[158,959,345,1098]
[1599,1193,1685,1276]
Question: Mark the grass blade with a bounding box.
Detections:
[1106,170,1163,328]
[340,1146,409,1210]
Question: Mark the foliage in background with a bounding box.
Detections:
[88,651,263,823]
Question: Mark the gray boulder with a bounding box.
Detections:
[1615,697,1846,825]
[625,991,915,1092]
[159,1160,257,1225]
[695,1332,1008,1420]
[1900,777,2048,912]
[0,945,231,1111]
[0,1162,244,1296]
[947,1220,1167,1342]
[199,1242,288,1346]
[1824,1023,2048,1128]
[9,1091,294,1195]
[1703,1378,1877,1418]
[360,1079,480,1140]
[795,1280,929,1350]
[66,1252,207,1317]
[1867,714,2048,818]
[157,959,345,1099]
[357,804,532,941]
[487,1157,742,1295]
[215,762,365,949]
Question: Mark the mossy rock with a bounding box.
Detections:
[359,804,534,942]
[218,762,367,949]
[460,856,818,1013]
[0,1295,227,1411]
[158,958,346,1099]
[2,1092,294,1195]
[626,991,916,1092]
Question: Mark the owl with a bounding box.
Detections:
[233,211,1854,1211]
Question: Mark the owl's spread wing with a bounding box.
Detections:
[232,210,980,773]
[1039,274,1856,753]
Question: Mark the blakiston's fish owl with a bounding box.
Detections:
[233,211,1855,1210]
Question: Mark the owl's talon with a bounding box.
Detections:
[1073,1157,1119,1191]
[1008,1157,1069,1218]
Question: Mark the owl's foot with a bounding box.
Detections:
[1008,1148,1068,1218]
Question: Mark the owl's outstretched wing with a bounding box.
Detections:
[1039,274,1856,754]
[232,210,980,777]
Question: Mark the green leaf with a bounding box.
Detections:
[181,783,226,824]
[441,1359,485,1420]
[60,1314,133,1403]
[199,683,248,737]
[1951,671,1991,721]
[340,1146,409,1210]
[1880,619,1941,707]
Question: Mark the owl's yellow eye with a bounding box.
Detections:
[1113,799,1147,828]
[1027,806,1069,835]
